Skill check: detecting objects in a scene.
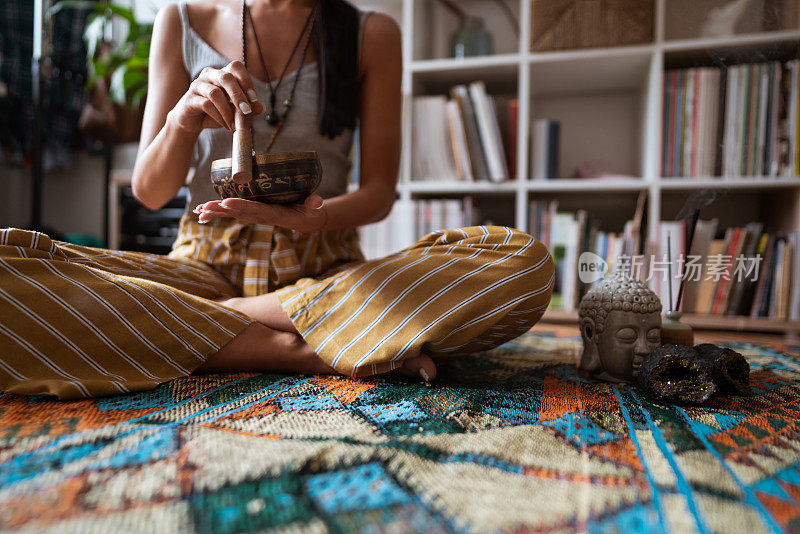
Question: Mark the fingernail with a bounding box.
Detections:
[239,102,252,114]
[247,89,257,101]
[198,219,208,224]
[419,368,430,382]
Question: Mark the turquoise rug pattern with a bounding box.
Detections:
[1,332,799,533]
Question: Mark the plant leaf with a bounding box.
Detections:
[52,0,152,111]
[109,64,127,106]
[122,66,147,92]
[83,14,106,58]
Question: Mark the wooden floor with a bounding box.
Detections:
[533,322,798,346]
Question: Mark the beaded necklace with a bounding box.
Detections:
[242,0,319,152]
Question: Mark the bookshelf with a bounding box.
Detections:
[354,0,800,334]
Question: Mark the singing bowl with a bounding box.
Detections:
[210,151,322,204]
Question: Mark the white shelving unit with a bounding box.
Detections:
[356,0,800,332]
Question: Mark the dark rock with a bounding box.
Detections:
[693,343,752,395]
[636,344,717,404]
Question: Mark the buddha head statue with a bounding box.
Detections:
[578,272,662,382]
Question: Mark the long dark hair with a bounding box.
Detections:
[315,0,360,138]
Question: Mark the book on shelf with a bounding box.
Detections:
[681,218,719,314]
[412,96,459,182]
[358,199,416,261]
[529,194,643,311]
[445,100,474,182]
[662,59,800,178]
[532,119,560,179]
[359,197,485,260]
[710,227,742,315]
[469,82,510,182]
[506,99,519,180]
[415,198,476,238]
[412,82,512,183]
[450,86,489,182]
[550,211,582,310]
[725,222,763,316]
[658,220,800,320]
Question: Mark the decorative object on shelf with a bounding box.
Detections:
[51,1,151,143]
[637,343,751,404]
[578,272,662,383]
[450,17,493,58]
[700,0,752,37]
[637,344,718,404]
[435,0,518,58]
[530,0,654,52]
[211,151,322,205]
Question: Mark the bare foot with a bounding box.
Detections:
[397,351,437,382]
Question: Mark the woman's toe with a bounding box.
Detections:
[399,352,437,382]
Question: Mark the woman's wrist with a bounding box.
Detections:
[300,205,329,234]
[166,109,202,142]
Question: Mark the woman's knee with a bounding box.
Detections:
[499,227,555,300]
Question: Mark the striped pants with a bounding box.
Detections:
[0,223,553,399]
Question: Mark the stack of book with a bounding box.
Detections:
[412,81,515,183]
[529,193,644,310]
[358,199,416,260]
[662,60,800,178]
[415,197,478,237]
[656,220,800,320]
[531,119,561,179]
[358,197,483,260]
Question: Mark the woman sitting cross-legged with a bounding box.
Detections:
[0,0,553,399]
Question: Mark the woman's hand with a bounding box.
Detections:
[169,60,265,134]
[194,194,328,233]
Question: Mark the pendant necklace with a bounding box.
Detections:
[242,0,319,152]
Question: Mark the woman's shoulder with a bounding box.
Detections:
[360,11,401,40]
[360,12,401,57]
[180,1,236,35]
[359,12,401,77]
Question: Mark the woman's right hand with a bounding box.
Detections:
[169,60,265,134]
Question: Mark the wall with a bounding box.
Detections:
[0,153,106,237]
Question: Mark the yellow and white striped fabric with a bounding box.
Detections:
[0,216,553,399]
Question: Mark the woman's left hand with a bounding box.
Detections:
[193,194,327,233]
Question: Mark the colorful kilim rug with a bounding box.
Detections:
[1,332,800,533]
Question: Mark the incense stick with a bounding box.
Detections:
[667,232,674,312]
[675,208,700,312]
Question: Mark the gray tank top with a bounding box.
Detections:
[177,2,371,210]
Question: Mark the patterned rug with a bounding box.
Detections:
[1,332,800,533]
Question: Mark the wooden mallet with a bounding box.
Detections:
[231,109,253,184]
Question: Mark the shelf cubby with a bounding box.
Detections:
[663,0,799,42]
[528,190,647,235]
[411,0,521,61]
[353,0,800,332]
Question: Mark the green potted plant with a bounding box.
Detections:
[51,1,152,142]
